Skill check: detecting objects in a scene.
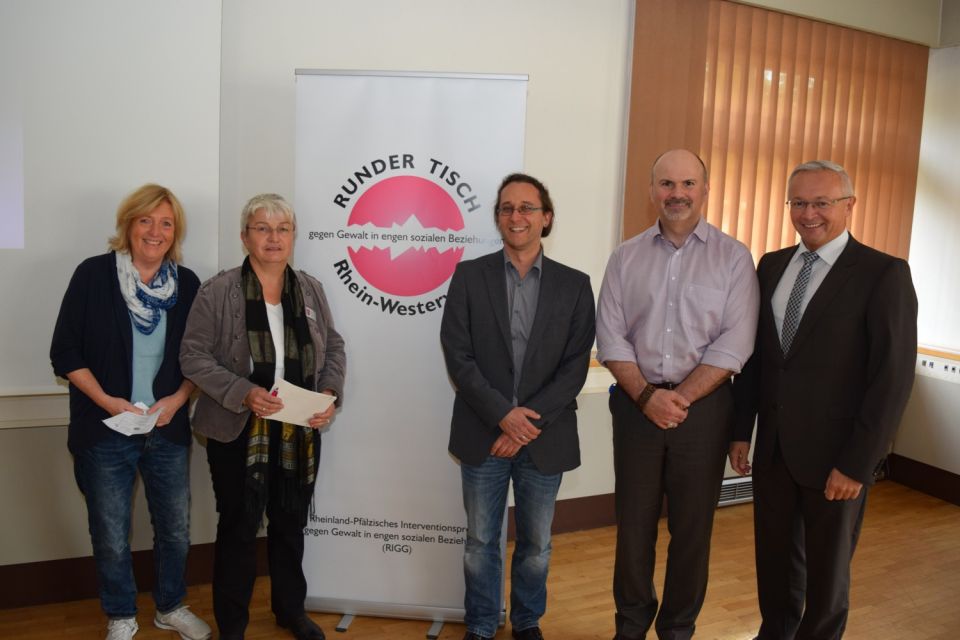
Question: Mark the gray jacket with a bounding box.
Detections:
[180,266,346,443]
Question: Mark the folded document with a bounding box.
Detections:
[103,402,160,436]
[269,379,337,428]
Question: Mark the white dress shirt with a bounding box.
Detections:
[772,230,850,341]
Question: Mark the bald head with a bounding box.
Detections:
[649,149,710,224]
[650,149,709,185]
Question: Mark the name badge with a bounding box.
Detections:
[305,306,317,321]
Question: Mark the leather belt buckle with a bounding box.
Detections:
[653,382,677,390]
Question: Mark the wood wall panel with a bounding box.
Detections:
[622,0,709,240]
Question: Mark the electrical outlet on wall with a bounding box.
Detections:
[916,352,960,384]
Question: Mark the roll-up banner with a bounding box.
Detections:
[294,70,527,621]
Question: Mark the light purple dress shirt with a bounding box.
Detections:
[596,217,760,384]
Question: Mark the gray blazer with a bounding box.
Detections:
[179,266,346,443]
[440,250,595,475]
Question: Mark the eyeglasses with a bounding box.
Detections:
[786,196,853,211]
[246,223,294,236]
[496,204,543,216]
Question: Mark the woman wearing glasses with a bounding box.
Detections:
[50,184,210,640]
[180,194,346,640]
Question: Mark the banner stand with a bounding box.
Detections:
[294,69,527,626]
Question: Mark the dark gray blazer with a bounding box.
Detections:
[734,236,918,487]
[180,266,346,443]
[440,250,595,475]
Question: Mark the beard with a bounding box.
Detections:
[661,198,694,221]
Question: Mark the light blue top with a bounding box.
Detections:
[130,311,166,406]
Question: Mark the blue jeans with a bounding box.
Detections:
[73,430,190,618]
[461,449,562,637]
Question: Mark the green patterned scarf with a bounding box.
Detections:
[241,257,317,531]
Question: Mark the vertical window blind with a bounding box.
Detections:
[625,0,928,261]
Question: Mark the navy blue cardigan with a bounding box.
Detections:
[50,252,200,453]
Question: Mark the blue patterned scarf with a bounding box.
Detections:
[115,251,179,334]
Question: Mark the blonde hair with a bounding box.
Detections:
[108,184,186,264]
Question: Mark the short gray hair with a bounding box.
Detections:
[240,193,297,228]
[788,160,854,197]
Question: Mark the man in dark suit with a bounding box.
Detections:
[440,173,596,640]
[731,160,918,640]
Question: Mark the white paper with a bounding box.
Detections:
[269,379,336,427]
[103,402,160,436]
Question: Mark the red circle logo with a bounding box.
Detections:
[346,176,465,296]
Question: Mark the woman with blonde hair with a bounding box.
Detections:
[51,184,210,640]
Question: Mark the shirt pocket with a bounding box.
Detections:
[680,283,726,339]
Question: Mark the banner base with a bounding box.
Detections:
[305,597,466,622]
[426,620,444,639]
[335,613,354,632]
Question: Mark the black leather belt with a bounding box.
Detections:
[652,382,677,390]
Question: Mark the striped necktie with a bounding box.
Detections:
[781,251,819,354]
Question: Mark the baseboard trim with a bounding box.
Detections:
[888,454,960,506]
[2,493,619,610]
[507,492,616,540]
[0,540,269,610]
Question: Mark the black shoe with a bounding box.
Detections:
[277,614,326,640]
[512,627,544,640]
[463,633,493,640]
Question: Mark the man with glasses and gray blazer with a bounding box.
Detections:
[441,173,595,640]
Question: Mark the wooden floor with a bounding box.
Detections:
[2,481,958,639]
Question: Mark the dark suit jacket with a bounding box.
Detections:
[734,236,917,488]
[440,250,596,475]
[50,252,200,453]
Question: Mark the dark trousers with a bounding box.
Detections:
[206,425,319,636]
[611,383,733,640]
[754,442,867,640]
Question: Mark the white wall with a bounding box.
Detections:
[893,46,960,471]
[0,426,217,564]
[0,0,221,564]
[743,0,941,45]
[943,0,960,46]
[0,0,221,396]
[909,46,960,354]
